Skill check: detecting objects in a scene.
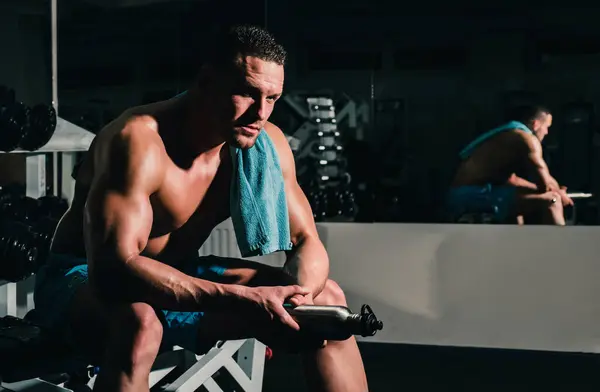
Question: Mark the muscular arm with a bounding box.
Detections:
[85,116,232,310]
[522,134,560,192]
[266,123,329,296]
[507,173,538,191]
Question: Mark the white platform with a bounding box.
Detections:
[319,223,600,354]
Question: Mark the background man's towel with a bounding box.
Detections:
[459,121,533,160]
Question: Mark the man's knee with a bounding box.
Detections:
[545,191,563,210]
[112,302,163,364]
[315,279,347,306]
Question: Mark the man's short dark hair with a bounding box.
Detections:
[504,104,551,125]
[206,25,287,69]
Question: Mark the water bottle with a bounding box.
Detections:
[285,304,383,341]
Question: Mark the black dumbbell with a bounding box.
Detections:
[0,220,38,282]
[37,195,68,220]
[30,217,59,270]
[0,196,39,224]
[19,104,57,151]
[0,101,29,152]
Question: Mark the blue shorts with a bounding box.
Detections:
[445,184,516,222]
[33,253,228,355]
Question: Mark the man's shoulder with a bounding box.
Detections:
[509,128,541,150]
[98,111,163,154]
[93,112,168,183]
[263,121,288,146]
[262,122,294,173]
[499,128,539,149]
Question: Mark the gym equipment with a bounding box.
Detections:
[20,104,58,151]
[0,217,60,282]
[0,192,65,281]
[286,303,383,341]
[0,196,40,224]
[0,220,38,282]
[0,86,58,152]
[37,195,69,220]
[307,188,356,221]
[0,101,29,152]
[282,96,357,222]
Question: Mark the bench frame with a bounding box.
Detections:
[1,339,265,392]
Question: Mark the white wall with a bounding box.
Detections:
[205,220,600,354]
[320,223,600,354]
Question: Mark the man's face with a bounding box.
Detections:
[532,112,552,142]
[209,56,284,149]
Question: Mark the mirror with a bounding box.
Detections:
[44,1,598,226]
[266,3,599,226]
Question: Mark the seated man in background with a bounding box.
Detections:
[34,25,368,392]
[446,104,572,225]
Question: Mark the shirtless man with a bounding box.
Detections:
[33,25,368,392]
[447,104,572,225]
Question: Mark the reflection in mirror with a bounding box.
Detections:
[46,1,598,227]
[265,4,600,226]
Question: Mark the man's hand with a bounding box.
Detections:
[236,285,309,331]
[288,291,314,307]
[286,291,328,349]
[558,188,574,207]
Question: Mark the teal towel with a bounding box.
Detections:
[459,121,532,160]
[229,130,293,257]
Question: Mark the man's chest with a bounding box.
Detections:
[149,164,231,237]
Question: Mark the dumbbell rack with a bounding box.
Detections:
[0,0,95,319]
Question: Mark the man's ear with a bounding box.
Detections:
[531,118,540,131]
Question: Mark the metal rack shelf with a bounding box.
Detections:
[0,0,97,319]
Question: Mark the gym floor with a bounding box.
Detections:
[262,343,600,391]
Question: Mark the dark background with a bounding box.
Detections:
[2,2,600,388]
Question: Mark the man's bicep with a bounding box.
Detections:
[285,179,319,245]
[85,121,164,266]
[84,182,153,264]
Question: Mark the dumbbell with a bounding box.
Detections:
[0,195,39,224]
[0,101,29,152]
[0,216,59,282]
[20,104,57,151]
[0,89,57,152]
[0,220,38,282]
[30,216,59,270]
[37,195,69,220]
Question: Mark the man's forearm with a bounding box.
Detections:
[283,236,329,296]
[508,174,538,191]
[90,254,240,311]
